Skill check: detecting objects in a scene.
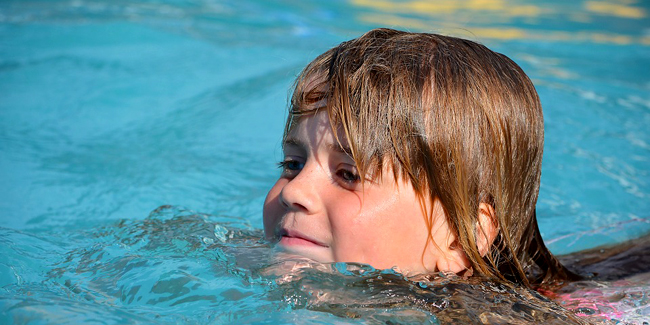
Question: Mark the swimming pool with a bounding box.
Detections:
[1,0,649,323]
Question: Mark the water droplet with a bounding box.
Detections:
[213,224,228,242]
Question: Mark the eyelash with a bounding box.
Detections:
[277,159,304,172]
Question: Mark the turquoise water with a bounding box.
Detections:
[1,0,649,323]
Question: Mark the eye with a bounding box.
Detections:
[336,166,360,184]
[278,159,304,177]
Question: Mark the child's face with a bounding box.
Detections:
[263,111,467,275]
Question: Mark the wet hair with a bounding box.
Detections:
[286,28,579,288]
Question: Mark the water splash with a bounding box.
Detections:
[2,206,646,324]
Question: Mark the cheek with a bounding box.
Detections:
[331,192,429,265]
[262,179,286,238]
[327,194,362,230]
[328,195,402,256]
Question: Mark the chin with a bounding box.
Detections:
[275,241,333,264]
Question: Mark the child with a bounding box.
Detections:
[263,28,579,289]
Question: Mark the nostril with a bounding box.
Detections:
[280,194,308,211]
[292,202,308,211]
[279,186,311,212]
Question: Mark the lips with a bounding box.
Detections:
[278,228,328,248]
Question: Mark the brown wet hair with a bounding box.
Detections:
[285,28,579,288]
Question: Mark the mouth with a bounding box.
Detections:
[277,228,329,248]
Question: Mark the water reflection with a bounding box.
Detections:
[585,1,646,19]
[351,0,649,45]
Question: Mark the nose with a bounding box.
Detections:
[279,162,321,214]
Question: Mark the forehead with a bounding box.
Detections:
[287,72,334,145]
[287,111,330,139]
[285,111,352,154]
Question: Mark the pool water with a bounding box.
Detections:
[1,0,649,324]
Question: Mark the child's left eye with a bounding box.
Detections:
[336,168,360,183]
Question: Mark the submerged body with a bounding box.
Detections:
[5,208,646,324]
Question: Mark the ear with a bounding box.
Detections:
[476,203,498,257]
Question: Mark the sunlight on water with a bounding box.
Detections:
[351,0,649,44]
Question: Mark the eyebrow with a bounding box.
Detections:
[283,137,306,149]
[327,142,352,156]
[283,136,352,156]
